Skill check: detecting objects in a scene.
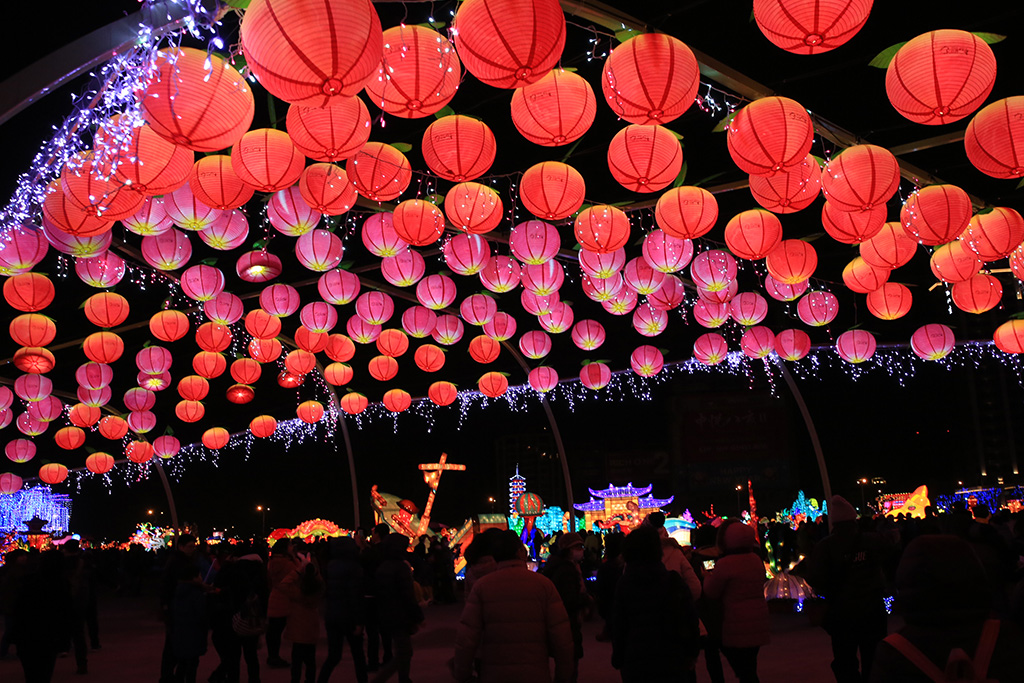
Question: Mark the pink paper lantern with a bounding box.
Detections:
[444,234,492,276]
[267,186,321,236]
[300,302,339,333]
[295,229,344,272]
[764,275,808,302]
[141,229,191,271]
[401,306,438,338]
[630,345,664,377]
[571,320,606,351]
[75,252,126,288]
[460,294,498,326]
[510,220,561,266]
[362,212,408,257]
[693,299,730,329]
[136,346,173,375]
[538,302,574,334]
[346,316,382,344]
[355,291,395,325]
[432,315,464,345]
[180,264,226,302]
[521,261,565,296]
[260,283,301,317]
[482,312,517,341]
[581,272,624,302]
[797,291,839,327]
[204,292,244,325]
[578,248,626,279]
[647,274,685,311]
[122,196,173,236]
[416,274,458,310]
[775,329,812,361]
[741,326,776,359]
[479,256,521,294]
[632,304,668,337]
[730,292,769,326]
[521,291,560,316]
[601,287,638,316]
[236,251,282,283]
[911,324,955,361]
[198,210,249,251]
[693,333,728,365]
[318,269,361,305]
[836,330,877,364]
[380,250,426,288]
[580,362,611,391]
[519,330,553,359]
[623,257,666,295]
[528,366,559,393]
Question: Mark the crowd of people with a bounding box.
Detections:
[2,496,1024,682]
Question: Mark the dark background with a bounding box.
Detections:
[1,1,1022,539]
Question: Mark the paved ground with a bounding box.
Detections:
[0,585,841,682]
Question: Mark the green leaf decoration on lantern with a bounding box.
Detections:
[711,111,736,133]
[811,154,827,168]
[1015,178,1024,191]
[425,194,445,206]
[267,93,279,130]
[672,161,689,189]
[868,42,908,69]
[800,233,825,242]
[224,0,250,8]
[338,260,354,271]
[614,27,639,43]
[434,105,455,119]
[390,142,413,153]
[251,238,269,250]
[199,257,219,266]
[972,32,1006,45]
[692,170,729,187]
[560,138,583,164]
[561,67,578,73]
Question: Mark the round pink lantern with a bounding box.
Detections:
[642,230,693,273]
[432,315,464,346]
[136,346,172,376]
[632,304,667,337]
[579,248,626,280]
[690,250,737,292]
[260,283,301,317]
[693,333,728,365]
[623,258,666,295]
[236,251,282,283]
[198,210,249,251]
[730,292,769,326]
[460,294,498,327]
[571,320,606,351]
[355,292,395,325]
[479,256,521,294]
[775,329,811,361]
[267,186,321,236]
[539,302,574,334]
[911,324,955,361]
[693,300,730,329]
[401,306,438,338]
[529,366,559,393]
[510,221,560,265]
[836,330,877,364]
[483,312,517,341]
[75,252,126,288]
[741,326,776,359]
[416,274,458,310]
[647,275,685,311]
[141,229,191,271]
[519,330,553,359]
[764,275,808,302]
[580,362,611,391]
[630,345,664,377]
[204,292,245,325]
[319,269,361,305]
[180,264,226,302]
[797,291,839,327]
[300,302,339,333]
[362,213,408,257]
[521,261,564,296]
[444,234,492,276]
[295,229,344,272]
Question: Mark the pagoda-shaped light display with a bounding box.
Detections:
[573,482,674,533]
[508,465,526,515]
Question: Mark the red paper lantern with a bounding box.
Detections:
[468,335,501,364]
[324,334,356,363]
[175,400,206,423]
[860,222,918,269]
[226,384,255,405]
[422,116,496,182]
[836,330,877,364]
[741,326,776,359]
[822,202,885,245]
[575,205,630,254]
[0,228,49,275]
[478,372,508,398]
[821,145,900,212]
[900,185,972,246]
[319,269,361,305]
[190,155,254,210]
[83,292,129,328]
[432,315,465,345]
[141,229,192,271]
[382,389,412,413]
[299,163,358,216]
[60,152,144,220]
[283,350,316,376]
[519,161,586,221]
[655,186,718,240]
[727,97,813,177]
[126,440,155,463]
[0,472,23,494]
[452,0,566,89]
[994,320,1024,354]
[724,209,783,260]
[444,234,492,276]
[965,97,1024,179]
[366,25,461,118]
[245,309,282,340]
[229,358,262,386]
[195,322,232,353]
[286,97,371,161]
[193,351,227,379]
[69,403,101,428]
[85,453,115,474]
[124,387,156,413]
[391,200,444,247]
[749,155,821,214]
[10,315,56,348]
[83,331,124,363]
[842,257,889,294]
[348,143,413,202]
[775,329,811,361]
[951,273,1002,314]
[240,0,382,106]
[39,463,68,485]
[41,186,113,237]
[14,347,55,374]
[366,355,398,382]
[177,375,209,401]
[602,33,699,126]
[26,396,63,423]
[428,381,459,406]
[202,427,230,450]
[415,344,446,373]
[231,128,304,192]
[445,182,503,234]
[887,30,996,125]
[165,185,222,231]
[249,338,283,363]
[249,415,277,439]
[579,250,626,281]
[580,362,611,391]
[911,324,955,361]
[963,207,1024,262]
[376,329,410,358]
[141,48,254,152]
[101,119,193,196]
[340,393,369,415]
[753,0,872,54]
[690,250,737,292]
[295,400,324,425]
[510,221,560,265]
[294,328,329,354]
[730,292,769,326]
[866,283,913,320]
[607,124,683,193]
[797,291,839,327]
[76,252,126,289]
[930,241,982,283]
[323,362,353,386]
[4,273,54,313]
[98,415,129,441]
[511,69,595,146]
[519,330,552,359]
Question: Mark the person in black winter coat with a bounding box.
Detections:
[611,526,699,683]
[318,537,368,683]
[370,534,424,683]
[11,550,71,683]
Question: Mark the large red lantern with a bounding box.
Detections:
[202,427,230,450]
[724,209,782,260]
[444,234,492,276]
[177,375,209,401]
[85,453,115,474]
[126,440,155,463]
[10,315,56,348]
[797,291,839,327]
[249,338,283,364]
[165,185,222,232]
[6,439,36,463]
[189,155,254,210]
[348,143,412,202]
[766,240,817,284]
[432,315,464,345]
[821,145,900,212]
[286,97,371,162]
[14,347,55,375]
[452,0,566,89]
[297,400,325,424]
[366,25,460,118]
[141,48,253,152]
[175,400,205,423]
[14,374,52,403]
[866,283,912,320]
[900,185,972,246]
[930,241,982,284]
[26,396,63,423]
[299,163,358,216]
[963,208,1024,262]
[383,389,413,413]
[83,331,124,363]
[860,222,918,270]
[654,186,718,240]
[994,320,1024,354]
[231,128,304,192]
[195,322,232,353]
[4,273,55,312]
[422,116,496,182]
[323,362,353,386]
[775,329,811,361]
[822,202,885,245]
[749,155,821,214]
[0,473,23,494]
[842,257,889,294]
[445,183,503,235]
[392,200,445,247]
[519,161,586,221]
[727,97,813,176]
[478,372,508,398]
[319,269,361,305]
[911,324,955,361]
[965,97,1024,179]
[415,344,446,372]
[294,328,329,354]
[41,186,113,237]
[340,393,369,415]
[377,329,410,358]
[245,309,282,340]
[428,381,459,406]
[886,30,996,125]
[193,351,227,379]
[575,205,630,254]
[38,463,68,485]
[284,349,317,376]
[249,416,277,439]
[607,124,683,193]
[60,152,144,220]
[951,273,1002,314]
[240,0,382,106]
[511,69,595,145]
[324,334,356,363]
[753,0,872,54]
[101,120,193,196]
[468,335,501,364]
[69,403,101,428]
[98,415,129,441]
[510,221,560,265]
[602,33,699,125]
[836,330,877,364]
[368,355,399,382]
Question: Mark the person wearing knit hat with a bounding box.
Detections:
[807,495,896,683]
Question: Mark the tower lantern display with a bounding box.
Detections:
[509,465,526,515]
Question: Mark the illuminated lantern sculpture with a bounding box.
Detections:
[797,291,839,327]
[39,463,68,485]
[231,128,304,192]
[727,97,813,176]
[319,269,361,305]
[730,292,769,326]
[41,187,113,237]
[415,344,446,372]
[753,0,872,54]
[452,0,565,89]
[366,25,460,118]
[994,320,1024,353]
[842,257,890,294]
[122,197,172,236]
[76,252,126,288]
[383,389,412,413]
[195,322,232,353]
[571,320,606,351]
[101,119,192,196]
[356,292,395,325]
[693,299,730,329]
[189,155,254,210]
[85,452,115,474]
[836,330,877,364]
[642,231,693,274]
[4,273,55,313]
[478,372,508,398]
[929,242,982,284]
[125,440,155,463]
[141,229,192,271]
[27,396,63,423]
[632,304,667,337]
[401,307,438,339]
[260,283,301,318]
[230,359,262,386]
[601,287,638,316]
[300,302,338,333]
[299,163,357,215]
[77,386,111,408]
[324,334,356,363]
[519,330,552,359]
[602,33,699,125]
[867,282,913,320]
[193,351,227,379]
[377,329,410,358]
[480,256,521,294]
[766,240,817,284]
[580,362,611,391]
[245,309,282,340]
[724,209,783,260]
[528,367,559,393]
[236,251,282,284]
[83,331,124,364]
[911,324,955,360]
[690,250,737,292]
[886,30,996,125]
[741,326,776,359]
[519,161,585,221]
[429,381,459,406]
[295,229,344,272]
[202,427,229,450]
[582,272,624,302]
[197,210,249,251]
[510,221,560,266]
[178,265,225,303]
[0,229,49,276]
[575,205,630,254]
[765,275,809,302]
[348,143,412,202]
[422,115,496,182]
[749,154,821,213]
[432,315,465,346]
[694,333,728,365]
[623,258,666,295]
[962,207,1024,261]
[10,315,56,348]
[286,97,371,161]
[539,302,574,334]
[965,97,1024,179]
[98,415,129,441]
[266,187,320,237]
[607,124,683,193]
[60,152,144,220]
[900,185,972,246]
[16,413,48,436]
[630,345,664,377]
[204,292,245,326]
[521,291,560,317]
[860,222,918,270]
[951,273,1002,314]
[141,47,252,151]
[511,69,595,145]
[240,0,381,105]
[821,145,900,212]
[392,200,445,247]
[483,312,517,341]
[521,261,565,296]
[250,338,283,364]
[165,185,222,232]
[340,393,369,415]
[444,183,503,235]
[775,329,811,361]
[297,400,325,424]
[469,335,501,364]
[822,202,886,245]
[6,439,36,464]
[347,317,382,344]
[444,234,492,276]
